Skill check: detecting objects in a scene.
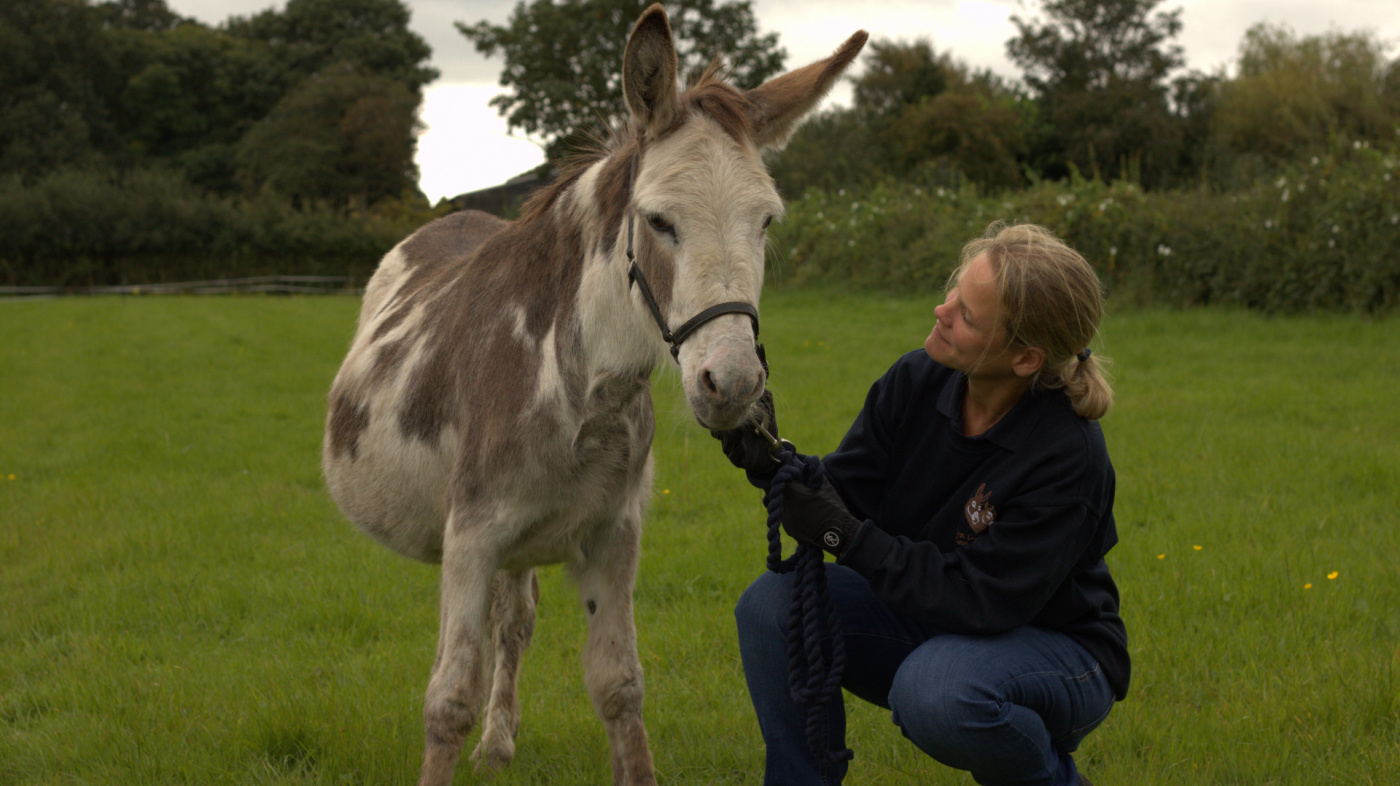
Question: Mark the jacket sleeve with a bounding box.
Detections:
[817,356,913,524]
[837,447,1105,634]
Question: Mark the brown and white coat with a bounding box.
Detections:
[322,6,866,785]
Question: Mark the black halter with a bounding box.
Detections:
[623,150,760,360]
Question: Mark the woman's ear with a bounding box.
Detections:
[1011,346,1046,379]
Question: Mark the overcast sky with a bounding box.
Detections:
[168,0,1400,201]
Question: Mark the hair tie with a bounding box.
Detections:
[1077,348,1092,362]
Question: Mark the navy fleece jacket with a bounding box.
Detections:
[822,350,1130,700]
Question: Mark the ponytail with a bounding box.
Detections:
[1048,352,1113,420]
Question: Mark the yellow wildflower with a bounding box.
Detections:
[1327,571,1339,580]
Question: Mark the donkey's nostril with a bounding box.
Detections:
[701,368,721,398]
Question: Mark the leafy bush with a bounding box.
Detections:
[0,167,445,286]
[769,141,1400,313]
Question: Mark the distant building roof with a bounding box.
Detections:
[447,167,556,216]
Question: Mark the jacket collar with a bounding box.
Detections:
[936,369,1052,451]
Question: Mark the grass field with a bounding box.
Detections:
[2,293,1398,784]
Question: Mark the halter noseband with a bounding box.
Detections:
[624,149,760,360]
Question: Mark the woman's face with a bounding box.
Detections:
[925,253,1016,376]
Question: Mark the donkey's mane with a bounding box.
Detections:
[517,62,754,225]
[676,61,754,145]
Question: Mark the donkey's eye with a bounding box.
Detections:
[646,213,676,238]
[761,215,774,230]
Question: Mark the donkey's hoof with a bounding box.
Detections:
[469,736,515,775]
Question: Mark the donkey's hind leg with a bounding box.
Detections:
[470,568,540,773]
[574,515,657,786]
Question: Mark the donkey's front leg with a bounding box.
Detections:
[574,516,657,786]
[418,518,498,786]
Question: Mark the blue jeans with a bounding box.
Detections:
[735,565,1115,786]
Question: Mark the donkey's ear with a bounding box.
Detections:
[623,4,680,138]
[745,30,868,150]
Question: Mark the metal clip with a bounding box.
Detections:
[755,424,794,463]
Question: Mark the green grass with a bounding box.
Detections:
[2,293,1398,784]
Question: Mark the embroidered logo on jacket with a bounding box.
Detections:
[958,483,996,545]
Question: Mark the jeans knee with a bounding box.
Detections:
[888,654,1003,767]
[735,572,790,641]
[889,661,959,740]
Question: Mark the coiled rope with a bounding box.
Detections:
[762,450,854,777]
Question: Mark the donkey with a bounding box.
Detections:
[322,6,865,784]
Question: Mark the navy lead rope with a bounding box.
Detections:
[762,449,855,776]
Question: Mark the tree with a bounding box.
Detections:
[765,107,878,196]
[857,40,1030,191]
[92,0,184,31]
[0,0,117,178]
[218,0,435,202]
[1007,0,1186,186]
[1167,69,1221,184]
[1213,24,1400,169]
[852,39,951,118]
[769,38,1029,195]
[225,0,438,93]
[105,19,284,190]
[887,70,1032,191]
[459,0,786,162]
[236,64,423,209]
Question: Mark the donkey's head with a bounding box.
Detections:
[620,4,866,430]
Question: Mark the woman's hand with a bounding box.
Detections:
[781,474,864,558]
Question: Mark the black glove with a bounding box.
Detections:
[711,387,779,474]
[780,474,865,558]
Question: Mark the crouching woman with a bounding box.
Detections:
[717,222,1128,786]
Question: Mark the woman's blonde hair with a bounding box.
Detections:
[952,221,1113,420]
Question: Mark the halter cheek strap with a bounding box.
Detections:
[627,259,760,358]
[623,149,760,360]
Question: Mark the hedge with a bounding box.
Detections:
[768,140,1400,313]
[0,168,440,287]
[3,142,1397,313]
